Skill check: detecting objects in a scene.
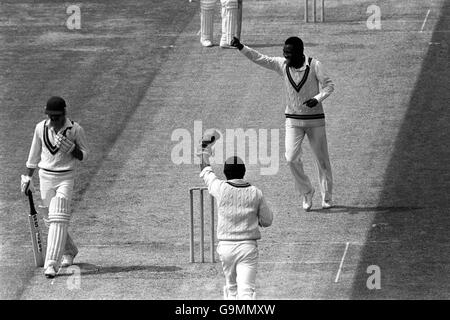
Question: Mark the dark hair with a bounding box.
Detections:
[284,36,304,53]
[223,156,246,180]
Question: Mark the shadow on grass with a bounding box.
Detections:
[247,42,319,49]
[350,2,450,299]
[310,205,423,214]
[59,263,182,277]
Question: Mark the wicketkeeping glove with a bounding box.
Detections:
[20,175,35,195]
[55,133,75,153]
[196,129,220,157]
[201,129,220,148]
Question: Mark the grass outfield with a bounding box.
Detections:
[0,0,448,299]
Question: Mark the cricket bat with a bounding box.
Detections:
[27,191,44,267]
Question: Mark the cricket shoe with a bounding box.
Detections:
[201,39,213,47]
[302,189,315,212]
[322,200,333,209]
[44,266,57,279]
[223,286,237,300]
[61,254,76,268]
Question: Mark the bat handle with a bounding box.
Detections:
[27,191,35,212]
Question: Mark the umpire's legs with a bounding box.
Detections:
[285,123,314,196]
[306,126,333,202]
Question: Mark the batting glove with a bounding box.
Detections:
[55,133,75,153]
[20,175,35,195]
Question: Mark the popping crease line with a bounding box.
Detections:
[334,242,350,283]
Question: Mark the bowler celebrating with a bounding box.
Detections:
[21,96,88,278]
[231,36,335,211]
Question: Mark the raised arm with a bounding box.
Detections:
[231,37,284,75]
[197,129,223,198]
[199,155,223,199]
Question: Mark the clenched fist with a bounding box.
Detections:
[303,98,319,108]
[21,175,34,195]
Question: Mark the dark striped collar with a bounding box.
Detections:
[226,179,252,188]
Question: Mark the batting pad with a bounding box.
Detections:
[48,196,71,223]
[200,0,215,42]
[45,222,68,269]
[220,0,240,45]
[45,196,71,269]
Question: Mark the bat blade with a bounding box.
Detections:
[27,192,44,267]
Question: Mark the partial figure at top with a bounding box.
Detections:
[200,0,243,48]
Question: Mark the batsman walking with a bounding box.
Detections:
[21,96,88,278]
[231,36,335,211]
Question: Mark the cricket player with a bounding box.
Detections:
[231,36,335,211]
[197,130,273,299]
[200,0,243,48]
[21,96,88,278]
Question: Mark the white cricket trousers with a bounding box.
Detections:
[38,169,78,257]
[217,240,258,300]
[285,122,333,201]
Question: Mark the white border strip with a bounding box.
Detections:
[334,242,350,283]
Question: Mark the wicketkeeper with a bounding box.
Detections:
[21,96,88,278]
[200,0,243,48]
[231,36,335,211]
[197,130,273,299]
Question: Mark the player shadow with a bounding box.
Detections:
[249,42,319,49]
[310,205,422,215]
[58,263,182,277]
[247,43,283,48]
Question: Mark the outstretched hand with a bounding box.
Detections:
[231,37,243,50]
